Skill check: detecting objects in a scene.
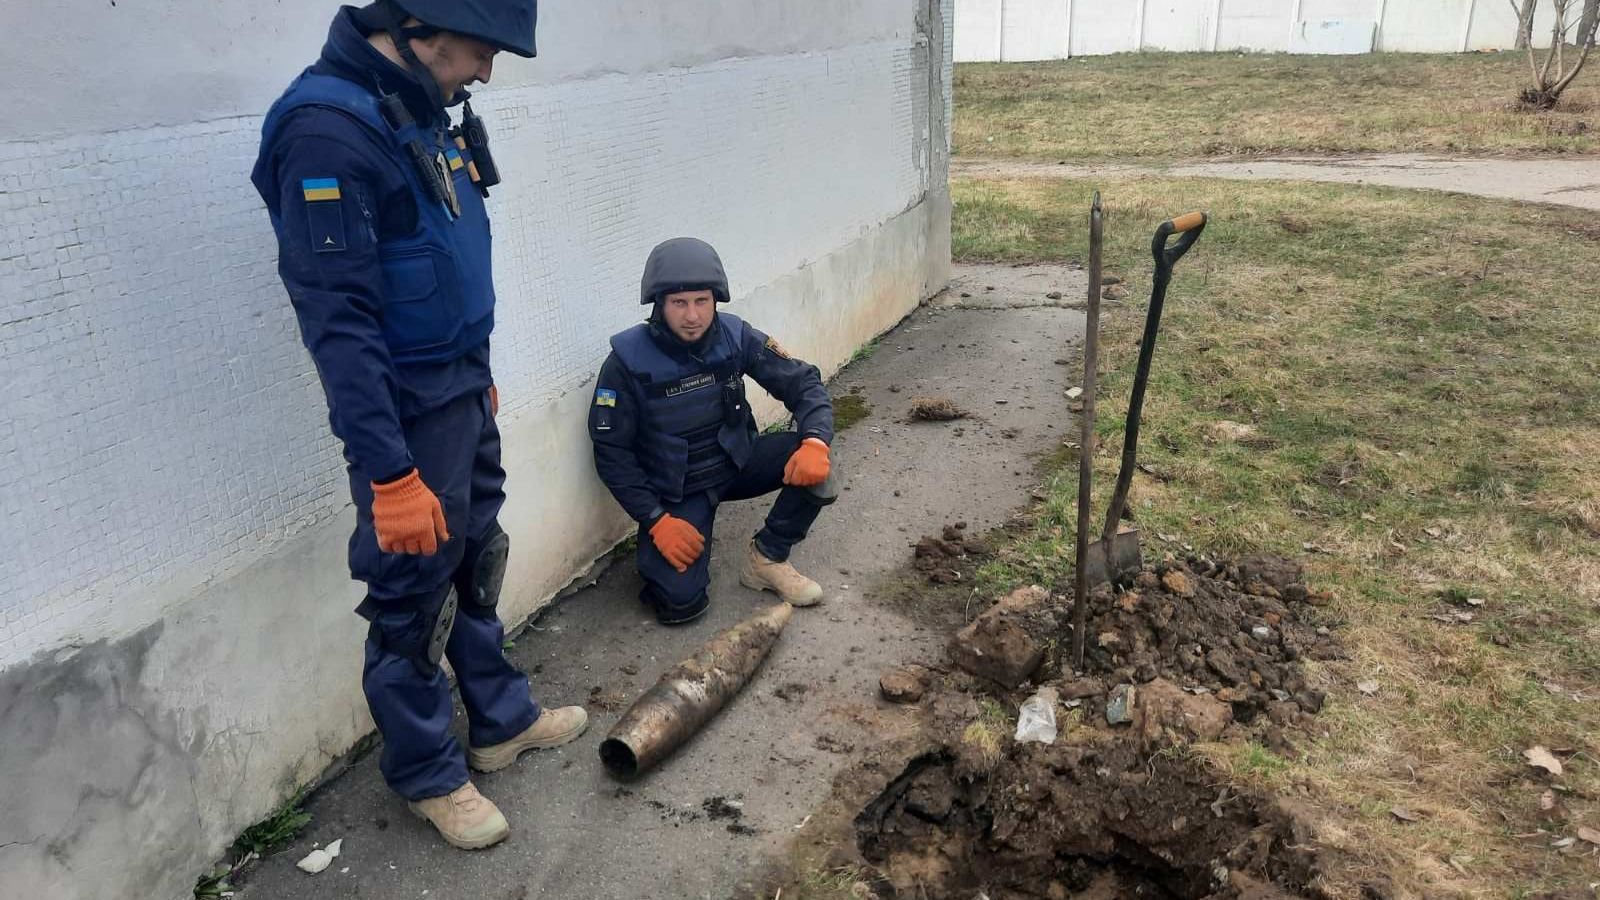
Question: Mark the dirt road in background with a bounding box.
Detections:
[955,155,1600,210]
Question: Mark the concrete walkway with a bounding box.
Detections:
[235,267,1085,900]
[954,154,1600,209]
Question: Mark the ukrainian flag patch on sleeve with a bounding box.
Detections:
[301,177,341,202]
[595,388,617,407]
[302,178,346,253]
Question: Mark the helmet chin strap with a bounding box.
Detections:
[377,0,448,113]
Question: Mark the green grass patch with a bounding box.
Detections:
[956,52,1600,161]
[195,788,314,897]
[833,391,873,431]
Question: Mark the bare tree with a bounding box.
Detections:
[1515,0,1540,49]
[1580,0,1600,47]
[1508,0,1598,108]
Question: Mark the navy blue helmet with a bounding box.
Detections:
[641,238,731,305]
[389,0,538,57]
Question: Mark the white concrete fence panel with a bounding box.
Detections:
[955,0,1569,60]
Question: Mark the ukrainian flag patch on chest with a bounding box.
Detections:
[301,177,341,202]
[595,388,617,407]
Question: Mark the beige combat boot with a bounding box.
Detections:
[408,782,509,850]
[740,541,824,606]
[468,705,590,773]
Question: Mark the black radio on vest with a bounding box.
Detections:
[377,90,454,213]
[458,101,501,194]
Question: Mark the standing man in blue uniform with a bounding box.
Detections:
[251,0,584,850]
[588,238,839,625]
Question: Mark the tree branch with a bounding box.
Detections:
[1549,35,1594,94]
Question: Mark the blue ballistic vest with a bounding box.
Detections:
[610,315,757,501]
[260,72,495,365]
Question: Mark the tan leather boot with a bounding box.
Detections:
[408,782,509,850]
[739,541,823,607]
[468,705,589,773]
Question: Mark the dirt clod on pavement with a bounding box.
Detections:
[880,666,929,704]
[912,523,990,584]
[908,397,969,422]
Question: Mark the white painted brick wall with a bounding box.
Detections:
[0,39,930,665]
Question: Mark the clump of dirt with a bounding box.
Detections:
[587,684,629,711]
[909,396,969,422]
[773,681,811,702]
[701,795,758,835]
[913,522,990,584]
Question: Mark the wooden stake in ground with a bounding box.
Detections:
[1072,192,1104,671]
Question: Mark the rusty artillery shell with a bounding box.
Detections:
[600,602,794,779]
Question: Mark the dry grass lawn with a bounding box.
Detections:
[956,52,1600,161]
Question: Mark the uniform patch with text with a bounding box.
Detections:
[664,373,716,398]
[764,336,792,360]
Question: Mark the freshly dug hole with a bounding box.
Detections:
[855,739,1326,900]
[847,552,1356,899]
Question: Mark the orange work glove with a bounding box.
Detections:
[783,437,831,487]
[370,469,451,556]
[649,513,705,573]
[488,384,499,418]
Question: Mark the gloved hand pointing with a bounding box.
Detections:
[370,469,451,556]
[649,513,705,573]
[783,437,831,487]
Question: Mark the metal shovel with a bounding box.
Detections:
[1073,208,1207,667]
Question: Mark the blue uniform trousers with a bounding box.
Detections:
[347,390,541,800]
[637,431,826,624]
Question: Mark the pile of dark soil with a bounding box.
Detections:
[1061,555,1345,741]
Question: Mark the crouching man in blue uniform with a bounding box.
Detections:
[588,238,839,625]
[251,0,585,850]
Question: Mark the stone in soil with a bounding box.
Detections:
[879,666,927,703]
[947,585,1050,689]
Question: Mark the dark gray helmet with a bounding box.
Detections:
[387,0,538,57]
[640,238,731,305]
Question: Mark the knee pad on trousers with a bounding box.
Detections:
[457,524,510,618]
[641,584,709,626]
[804,462,842,506]
[361,586,458,674]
